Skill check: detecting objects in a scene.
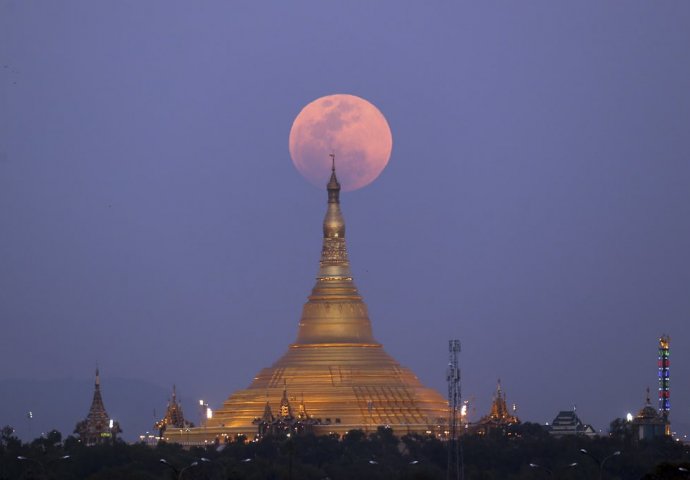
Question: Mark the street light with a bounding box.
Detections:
[580,448,620,480]
[17,455,70,476]
[199,399,210,426]
[529,461,577,478]
[160,458,210,480]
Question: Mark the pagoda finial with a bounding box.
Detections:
[321,153,345,249]
[327,153,340,204]
[95,368,100,387]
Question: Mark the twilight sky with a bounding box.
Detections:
[1,1,690,439]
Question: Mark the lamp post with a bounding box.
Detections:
[529,461,577,479]
[580,448,620,480]
[199,399,212,441]
[160,458,210,480]
[26,411,33,441]
[17,455,70,478]
[199,400,210,427]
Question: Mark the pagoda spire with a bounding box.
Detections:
[293,155,378,345]
[74,369,121,445]
[262,400,274,423]
[280,385,293,419]
[154,385,191,434]
[89,368,106,419]
[320,153,348,270]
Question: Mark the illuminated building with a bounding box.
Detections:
[167,162,447,443]
[473,380,520,436]
[74,369,121,445]
[658,335,670,430]
[631,387,668,441]
[154,385,193,437]
[547,409,596,437]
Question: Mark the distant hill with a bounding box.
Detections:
[0,377,198,442]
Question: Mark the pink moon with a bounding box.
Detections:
[289,94,393,192]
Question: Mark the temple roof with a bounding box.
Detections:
[478,379,520,426]
[85,369,110,426]
[74,369,121,445]
[155,385,192,431]
[635,387,664,422]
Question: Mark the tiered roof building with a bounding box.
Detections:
[74,369,121,445]
[154,385,194,436]
[547,409,596,437]
[474,380,520,435]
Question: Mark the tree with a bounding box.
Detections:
[0,425,21,451]
[609,417,632,443]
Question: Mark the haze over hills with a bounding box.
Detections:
[0,377,200,442]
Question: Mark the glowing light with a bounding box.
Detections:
[626,412,633,422]
[206,407,213,419]
[289,94,393,192]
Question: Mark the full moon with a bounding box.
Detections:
[289,94,393,192]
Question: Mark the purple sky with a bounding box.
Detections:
[2,1,690,438]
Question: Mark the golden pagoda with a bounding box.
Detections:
[169,160,448,443]
[473,379,520,436]
[154,385,193,436]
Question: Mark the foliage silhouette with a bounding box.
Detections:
[1,424,689,479]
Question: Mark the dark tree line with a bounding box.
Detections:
[1,423,689,479]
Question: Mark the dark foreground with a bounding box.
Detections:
[1,424,689,479]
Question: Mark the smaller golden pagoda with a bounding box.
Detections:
[474,380,520,435]
[154,385,193,436]
[253,385,319,438]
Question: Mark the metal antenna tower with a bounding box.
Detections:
[447,339,462,480]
